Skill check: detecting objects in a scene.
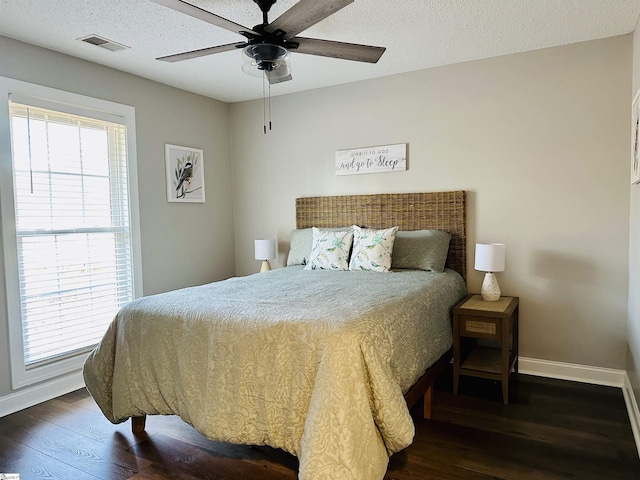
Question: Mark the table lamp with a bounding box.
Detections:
[475,243,506,301]
[254,238,276,273]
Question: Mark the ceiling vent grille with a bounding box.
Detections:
[78,35,129,52]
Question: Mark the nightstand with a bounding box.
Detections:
[453,294,519,404]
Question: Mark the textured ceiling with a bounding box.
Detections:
[0,0,639,103]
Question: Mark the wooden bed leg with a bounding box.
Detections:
[423,384,434,419]
[132,415,146,434]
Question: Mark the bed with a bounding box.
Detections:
[83,190,467,480]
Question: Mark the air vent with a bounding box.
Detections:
[78,35,129,52]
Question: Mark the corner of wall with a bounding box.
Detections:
[628,9,640,447]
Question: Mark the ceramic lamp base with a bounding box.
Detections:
[481,272,501,301]
[260,260,272,273]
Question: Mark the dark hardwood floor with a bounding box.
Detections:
[1,370,638,479]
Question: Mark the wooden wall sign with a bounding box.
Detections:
[335,143,407,176]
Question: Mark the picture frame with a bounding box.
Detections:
[335,143,407,176]
[165,144,205,203]
[632,89,640,185]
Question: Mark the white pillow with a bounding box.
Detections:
[349,225,398,272]
[304,228,354,271]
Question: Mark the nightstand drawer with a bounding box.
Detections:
[460,315,501,340]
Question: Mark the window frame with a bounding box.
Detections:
[0,77,143,389]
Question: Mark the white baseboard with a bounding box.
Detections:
[623,372,640,458]
[519,356,639,457]
[0,371,85,417]
[518,356,625,387]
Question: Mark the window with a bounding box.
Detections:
[0,78,142,388]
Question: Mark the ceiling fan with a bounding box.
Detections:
[151,0,386,84]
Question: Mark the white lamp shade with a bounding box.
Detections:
[254,238,276,260]
[475,243,506,272]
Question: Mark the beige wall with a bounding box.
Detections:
[230,35,632,369]
[0,32,633,405]
[0,36,236,398]
[629,24,640,417]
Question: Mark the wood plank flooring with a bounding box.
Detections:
[0,370,638,479]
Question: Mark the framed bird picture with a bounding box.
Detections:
[165,144,206,203]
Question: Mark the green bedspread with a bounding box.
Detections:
[83,266,466,480]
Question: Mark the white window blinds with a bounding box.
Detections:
[8,101,134,367]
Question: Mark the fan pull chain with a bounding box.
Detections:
[262,72,273,134]
[262,72,267,134]
[268,79,272,132]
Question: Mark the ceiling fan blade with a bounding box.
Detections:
[267,0,354,39]
[157,42,245,62]
[267,73,293,85]
[293,37,385,63]
[151,0,255,36]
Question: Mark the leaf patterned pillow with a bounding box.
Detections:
[349,225,399,272]
[304,228,354,271]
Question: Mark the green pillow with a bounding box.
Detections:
[286,227,353,266]
[391,230,451,272]
[286,228,313,266]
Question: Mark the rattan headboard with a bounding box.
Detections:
[295,191,466,279]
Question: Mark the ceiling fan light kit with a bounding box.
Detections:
[244,44,287,65]
[152,0,385,131]
[242,43,289,75]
